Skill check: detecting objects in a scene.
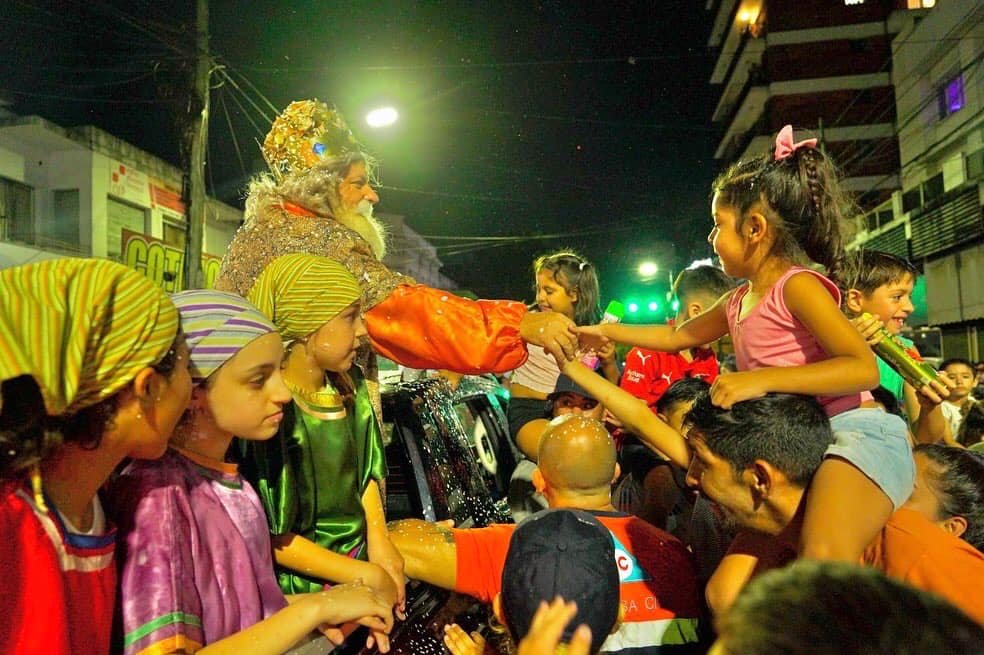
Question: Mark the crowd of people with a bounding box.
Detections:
[1,102,983,655]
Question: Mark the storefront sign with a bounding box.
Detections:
[121,229,221,291]
[109,161,151,207]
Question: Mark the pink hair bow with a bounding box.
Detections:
[774,125,817,161]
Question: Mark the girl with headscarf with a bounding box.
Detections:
[239,253,404,650]
[110,290,392,655]
[0,258,191,655]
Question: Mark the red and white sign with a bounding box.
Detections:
[108,160,151,207]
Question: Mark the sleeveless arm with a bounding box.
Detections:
[365,285,529,373]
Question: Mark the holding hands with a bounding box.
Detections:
[302,581,394,647]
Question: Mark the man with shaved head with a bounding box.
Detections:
[390,416,703,654]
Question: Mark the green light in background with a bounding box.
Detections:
[628,302,639,313]
[648,301,658,312]
[671,299,680,312]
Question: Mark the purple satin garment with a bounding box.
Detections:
[109,448,288,654]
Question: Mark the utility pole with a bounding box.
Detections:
[183,0,210,289]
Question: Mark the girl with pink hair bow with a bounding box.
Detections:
[575,124,923,616]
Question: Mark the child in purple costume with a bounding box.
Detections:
[110,290,393,655]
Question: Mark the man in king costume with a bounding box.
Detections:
[216,100,579,404]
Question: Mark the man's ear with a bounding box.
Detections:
[940,515,968,540]
[532,467,547,494]
[844,288,866,315]
[686,302,704,321]
[746,459,776,498]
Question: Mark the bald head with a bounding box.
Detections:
[537,415,617,493]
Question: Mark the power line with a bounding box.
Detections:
[232,52,715,74]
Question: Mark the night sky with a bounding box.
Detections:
[3,0,721,309]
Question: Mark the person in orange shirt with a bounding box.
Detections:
[679,392,984,623]
[389,415,704,654]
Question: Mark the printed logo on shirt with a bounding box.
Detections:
[659,373,673,384]
[611,533,650,583]
[634,352,652,365]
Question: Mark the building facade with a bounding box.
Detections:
[0,114,241,291]
[706,0,937,207]
[852,1,983,360]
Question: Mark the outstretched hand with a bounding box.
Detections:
[516,597,592,655]
[443,623,486,655]
[520,311,579,362]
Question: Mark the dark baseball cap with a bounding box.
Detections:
[500,509,620,652]
[547,374,597,402]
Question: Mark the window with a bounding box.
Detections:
[907,0,936,7]
[39,189,81,252]
[107,198,146,259]
[966,148,983,180]
[901,187,922,214]
[162,220,186,250]
[938,74,965,119]
[0,177,34,243]
[921,173,944,204]
[863,208,894,233]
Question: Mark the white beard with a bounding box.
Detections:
[335,203,387,260]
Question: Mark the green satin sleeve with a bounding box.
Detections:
[350,367,387,489]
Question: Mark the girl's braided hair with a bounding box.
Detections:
[712,136,857,278]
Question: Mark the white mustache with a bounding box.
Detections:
[356,199,374,218]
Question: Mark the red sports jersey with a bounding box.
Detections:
[619,347,719,410]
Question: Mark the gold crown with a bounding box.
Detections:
[261,100,362,179]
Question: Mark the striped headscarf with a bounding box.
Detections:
[0,258,179,416]
[171,290,277,383]
[247,253,362,342]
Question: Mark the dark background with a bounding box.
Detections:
[3,0,721,313]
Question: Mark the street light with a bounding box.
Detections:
[638,261,658,278]
[366,107,398,128]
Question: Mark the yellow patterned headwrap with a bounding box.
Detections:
[0,258,179,416]
[247,253,362,342]
[261,99,363,181]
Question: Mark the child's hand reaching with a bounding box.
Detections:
[710,370,771,409]
[516,597,592,655]
[303,581,394,648]
[574,324,612,355]
[443,623,486,655]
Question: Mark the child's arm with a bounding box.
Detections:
[272,533,398,604]
[195,583,393,655]
[577,292,732,354]
[561,359,691,468]
[363,479,406,611]
[711,273,879,407]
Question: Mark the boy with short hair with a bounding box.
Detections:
[619,266,735,409]
[833,250,951,444]
[939,358,978,437]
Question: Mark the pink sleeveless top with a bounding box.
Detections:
[726,266,865,416]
